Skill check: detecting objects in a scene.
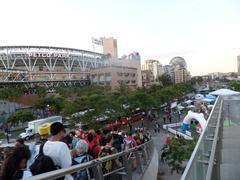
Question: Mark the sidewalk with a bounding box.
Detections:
[142,117,181,180]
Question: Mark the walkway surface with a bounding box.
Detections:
[220,96,240,180]
[137,115,181,180]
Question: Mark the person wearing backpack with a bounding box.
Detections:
[30,122,73,180]
[72,140,92,180]
[99,134,122,180]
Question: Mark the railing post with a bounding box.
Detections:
[92,164,104,180]
[123,153,132,180]
[142,146,148,165]
[135,150,143,174]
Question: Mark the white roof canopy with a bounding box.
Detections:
[210,89,240,96]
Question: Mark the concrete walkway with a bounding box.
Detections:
[140,118,181,180]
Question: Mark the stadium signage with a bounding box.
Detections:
[29,52,69,58]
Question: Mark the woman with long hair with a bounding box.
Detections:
[0,145,31,180]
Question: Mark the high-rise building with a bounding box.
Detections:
[174,68,188,83]
[163,65,175,82]
[102,37,118,59]
[142,70,155,88]
[237,55,240,75]
[169,56,188,84]
[142,60,163,81]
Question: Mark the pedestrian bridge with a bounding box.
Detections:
[26,139,159,180]
[181,95,240,180]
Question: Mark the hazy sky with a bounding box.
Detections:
[0,0,240,75]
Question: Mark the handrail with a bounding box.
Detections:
[181,96,221,180]
[205,99,223,180]
[26,139,154,180]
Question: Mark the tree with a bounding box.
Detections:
[0,87,23,102]
[7,110,35,125]
[165,137,196,174]
[157,74,173,86]
[60,81,195,129]
[34,96,65,116]
[229,80,240,91]
[230,72,238,78]
[115,83,131,96]
[35,86,47,98]
[190,76,203,85]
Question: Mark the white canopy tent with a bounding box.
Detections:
[210,89,240,96]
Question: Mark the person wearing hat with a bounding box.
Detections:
[42,122,73,180]
[26,123,51,169]
[36,123,51,145]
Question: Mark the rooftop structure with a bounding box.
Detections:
[0,46,107,83]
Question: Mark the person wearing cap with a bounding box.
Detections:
[36,123,51,145]
[43,122,73,180]
[26,123,50,169]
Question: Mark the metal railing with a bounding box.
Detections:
[181,97,223,180]
[26,139,154,180]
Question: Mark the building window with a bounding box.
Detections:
[117,72,123,76]
[132,73,136,77]
[106,76,112,82]
[117,80,124,84]
[131,80,136,84]
[125,73,129,77]
[99,75,105,82]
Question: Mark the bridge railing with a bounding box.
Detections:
[26,139,154,180]
[181,97,223,180]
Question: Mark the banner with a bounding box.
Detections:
[92,37,103,45]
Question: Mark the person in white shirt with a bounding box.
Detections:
[43,122,73,180]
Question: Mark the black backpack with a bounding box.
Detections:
[30,142,61,176]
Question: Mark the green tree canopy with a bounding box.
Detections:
[34,96,65,114]
[35,86,47,98]
[7,110,35,125]
[166,137,196,174]
[157,73,173,86]
[229,80,240,91]
[0,87,23,101]
[61,82,194,129]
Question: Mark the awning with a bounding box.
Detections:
[210,89,240,96]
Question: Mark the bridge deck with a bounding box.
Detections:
[220,96,240,180]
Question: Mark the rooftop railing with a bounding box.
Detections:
[26,139,154,180]
[181,97,223,180]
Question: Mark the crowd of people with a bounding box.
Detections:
[0,122,152,180]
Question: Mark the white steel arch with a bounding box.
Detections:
[0,46,109,82]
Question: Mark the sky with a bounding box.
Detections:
[0,0,239,75]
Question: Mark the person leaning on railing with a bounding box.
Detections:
[99,133,122,180]
[72,140,92,180]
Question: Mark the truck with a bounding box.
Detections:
[19,116,62,140]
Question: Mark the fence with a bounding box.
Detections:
[26,139,154,180]
[180,96,223,180]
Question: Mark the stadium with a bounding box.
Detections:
[0,46,108,85]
